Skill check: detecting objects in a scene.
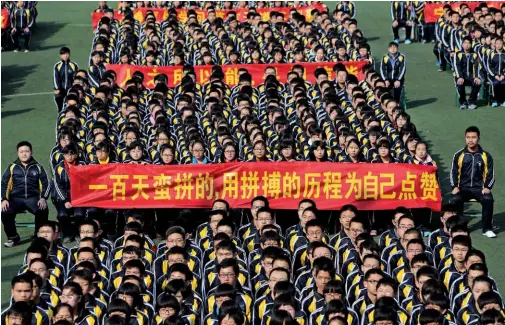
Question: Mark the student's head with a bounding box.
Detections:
[440,204,458,225]
[268,267,290,292]
[217,258,240,287]
[415,266,439,291]
[465,249,486,269]
[471,275,493,302]
[16,141,32,163]
[255,207,274,230]
[260,230,282,249]
[419,308,443,325]
[323,279,345,303]
[214,284,236,309]
[312,257,336,292]
[165,226,186,249]
[425,292,450,313]
[107,298,133,320]
[364,269,384,296]
[209,210,226,234]
[117,282,142,309]
[271,255,291,274]
[212,199,230,214]
[218,305,245,325]
[155,293,180,320]
[36,222,57,243]
[250,196,269,219]
[397,215,415,239]
[410,253,432,277]
[478,291,503,313]
[406,239,425,262]
[388,41,399,55]
[300,206,318,228]
[59,282,84,311]
[11,274,32,303]
[373,305,398,325]
[298,199,316,220]
[349,216,367,242]
[339,204,357,231]
[215,240,237,263]
[305,219,324,242]
[376,277,398,299]
[8,301,33,325]
[70,269,93,295]
[465,126,480,149]
[468,263,489,288]
[480,309,505,325]
[451,235,472,262]
[261,246,283,276]
[392,206,411,228]
[28,258,50,281]
[323,299,348,321]
[361,254,381,275]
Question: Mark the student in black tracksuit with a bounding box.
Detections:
[453,36,483,110]
[449,126,496,238]
[390,1,412,43]
[53,47,79,112]
[380,42,406,104]
[1,141,50,247]
[10,1,33,52]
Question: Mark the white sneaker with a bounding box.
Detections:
[483,230,497,238]
[24,49,29,53]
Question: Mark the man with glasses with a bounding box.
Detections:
[36,222,69,274]
[380,214,416,271]
[238,196,269,241]
[242,207,277,255]
[2,141,50,247]
[253,268,290,325]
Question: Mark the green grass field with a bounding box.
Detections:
[1,1,505,309]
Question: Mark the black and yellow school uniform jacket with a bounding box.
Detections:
[155,272,201,298]
[310,306,359,325]
[155,241,201,260]
[411,306,455,325]
[329,230,350,252]
[450,145,494,190]
[84,294,107,321]
[89,287,110,306]
[153,254,200,280]
[300,286,324,316]
[379,52,406,82]
[295,270,343,300]
[39,281,61,316]
[262,310,306,325]
[428,228,449,251]
[401,291,422,315]
[1,158,51,201]
[206,289,253,322]
[152,311,197,325]
[68,245,110,271]
[202,262,250,298]
[347,276,366,307]
[456,297,481,325]
[440,262,465,292]
[388,249,434,276]
[361,303,409,325]
[111,245,155,266]
[379,228,400,251]
[110,269,155,295]
[380,241,404,272]
[252,292,274,325]
[1,303,49,325]
[351,290,374,318]
[433,241,452,271]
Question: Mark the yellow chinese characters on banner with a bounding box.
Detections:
[79,165,441,211]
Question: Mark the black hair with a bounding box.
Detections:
[465,126,480,137]
[17,141,32,151]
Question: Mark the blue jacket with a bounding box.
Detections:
[1,158,50,200]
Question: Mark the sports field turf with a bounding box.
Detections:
[1,1,505,309]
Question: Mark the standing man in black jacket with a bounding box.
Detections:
[380,42,406,104]
[53,47,79,112]
[449,126,496,238]
[1,141,50,247]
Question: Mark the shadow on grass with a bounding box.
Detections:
[1,108,35,119]
[30,22,68,51]
[407,97,438,109]
[1,64,39,106]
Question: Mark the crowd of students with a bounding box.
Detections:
[1,1,38,52]
[1,1,503,325]
[429,2,505,109]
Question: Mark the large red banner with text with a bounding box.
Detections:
[91,4,325,29]
[70,162,441,211]
[107,61,366,89]
[425,2,505,23]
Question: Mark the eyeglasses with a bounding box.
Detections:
[256,217,272,222]
[219,272,236,278]
[252,205,264,210]
[398,224,414,230]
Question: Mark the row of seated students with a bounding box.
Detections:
[3,197,504,325]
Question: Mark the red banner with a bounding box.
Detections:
[107,61,366,89]
[1,9,10,29]
[91,4,325,29]
[425,2,505,23]
[70,162,441,211]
